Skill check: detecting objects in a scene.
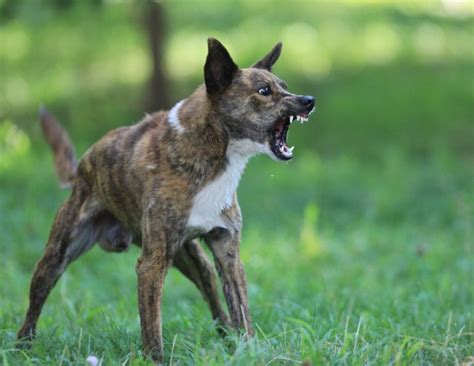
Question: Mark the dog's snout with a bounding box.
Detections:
[301,95,315,111]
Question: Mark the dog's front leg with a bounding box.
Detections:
[136,249,168,364]
[204,227,254,336]
[136,202,184,364]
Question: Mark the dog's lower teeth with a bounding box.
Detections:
[289,146,294,152]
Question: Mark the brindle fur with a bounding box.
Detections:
[17,38,315,363]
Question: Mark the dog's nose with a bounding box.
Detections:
[301,95,315,111]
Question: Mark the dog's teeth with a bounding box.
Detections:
[289,146,294,152]
[296,116,300,122]
[289,116,294,123]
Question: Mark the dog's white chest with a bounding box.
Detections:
[187,152,247,232]
[187,139,267,233]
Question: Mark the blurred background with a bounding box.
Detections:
[1,0,473,364]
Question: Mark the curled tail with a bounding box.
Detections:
[39,106,77,188]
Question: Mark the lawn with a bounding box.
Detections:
[0,1,473,365]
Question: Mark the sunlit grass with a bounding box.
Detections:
[0,120,30,171]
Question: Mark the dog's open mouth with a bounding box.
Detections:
[270,113,309,160]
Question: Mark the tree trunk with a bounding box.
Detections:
[144,1,170,112]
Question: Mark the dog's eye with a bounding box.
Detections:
[258,86,271,96]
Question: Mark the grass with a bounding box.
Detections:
[1,1,473,365]
[0,148,472,365]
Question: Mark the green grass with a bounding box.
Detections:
[1,1,473,365]
[1,148,472,365]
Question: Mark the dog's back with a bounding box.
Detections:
[78,112,169,232]
[40,109,166,233]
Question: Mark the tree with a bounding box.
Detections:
[144,1,170,112]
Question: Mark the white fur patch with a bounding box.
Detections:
[187,139,268,232]
[168,100,185,133]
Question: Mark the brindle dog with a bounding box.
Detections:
[17,38,315,363]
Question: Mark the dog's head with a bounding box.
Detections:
[204,38,315,160]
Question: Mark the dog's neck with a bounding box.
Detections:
[164,90,268,225]
[169,86,217,131]
[180,99,263,233]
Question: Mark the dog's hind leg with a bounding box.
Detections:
[17,184,100,342]
[173,240,230,329]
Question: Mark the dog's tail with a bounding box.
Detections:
[39,106,77,188]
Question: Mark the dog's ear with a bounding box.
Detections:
[204,38,239,95]
[252,42,283,71]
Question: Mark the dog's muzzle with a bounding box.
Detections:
[270,95,316,160]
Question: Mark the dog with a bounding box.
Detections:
[17,38,315,363]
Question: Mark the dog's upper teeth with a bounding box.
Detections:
[289,116,294,123]
[296,116,301,122]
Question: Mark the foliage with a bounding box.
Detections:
[0,1,472,364]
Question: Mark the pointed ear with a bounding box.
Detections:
[252,42,283,71]
[204,38,239,95]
